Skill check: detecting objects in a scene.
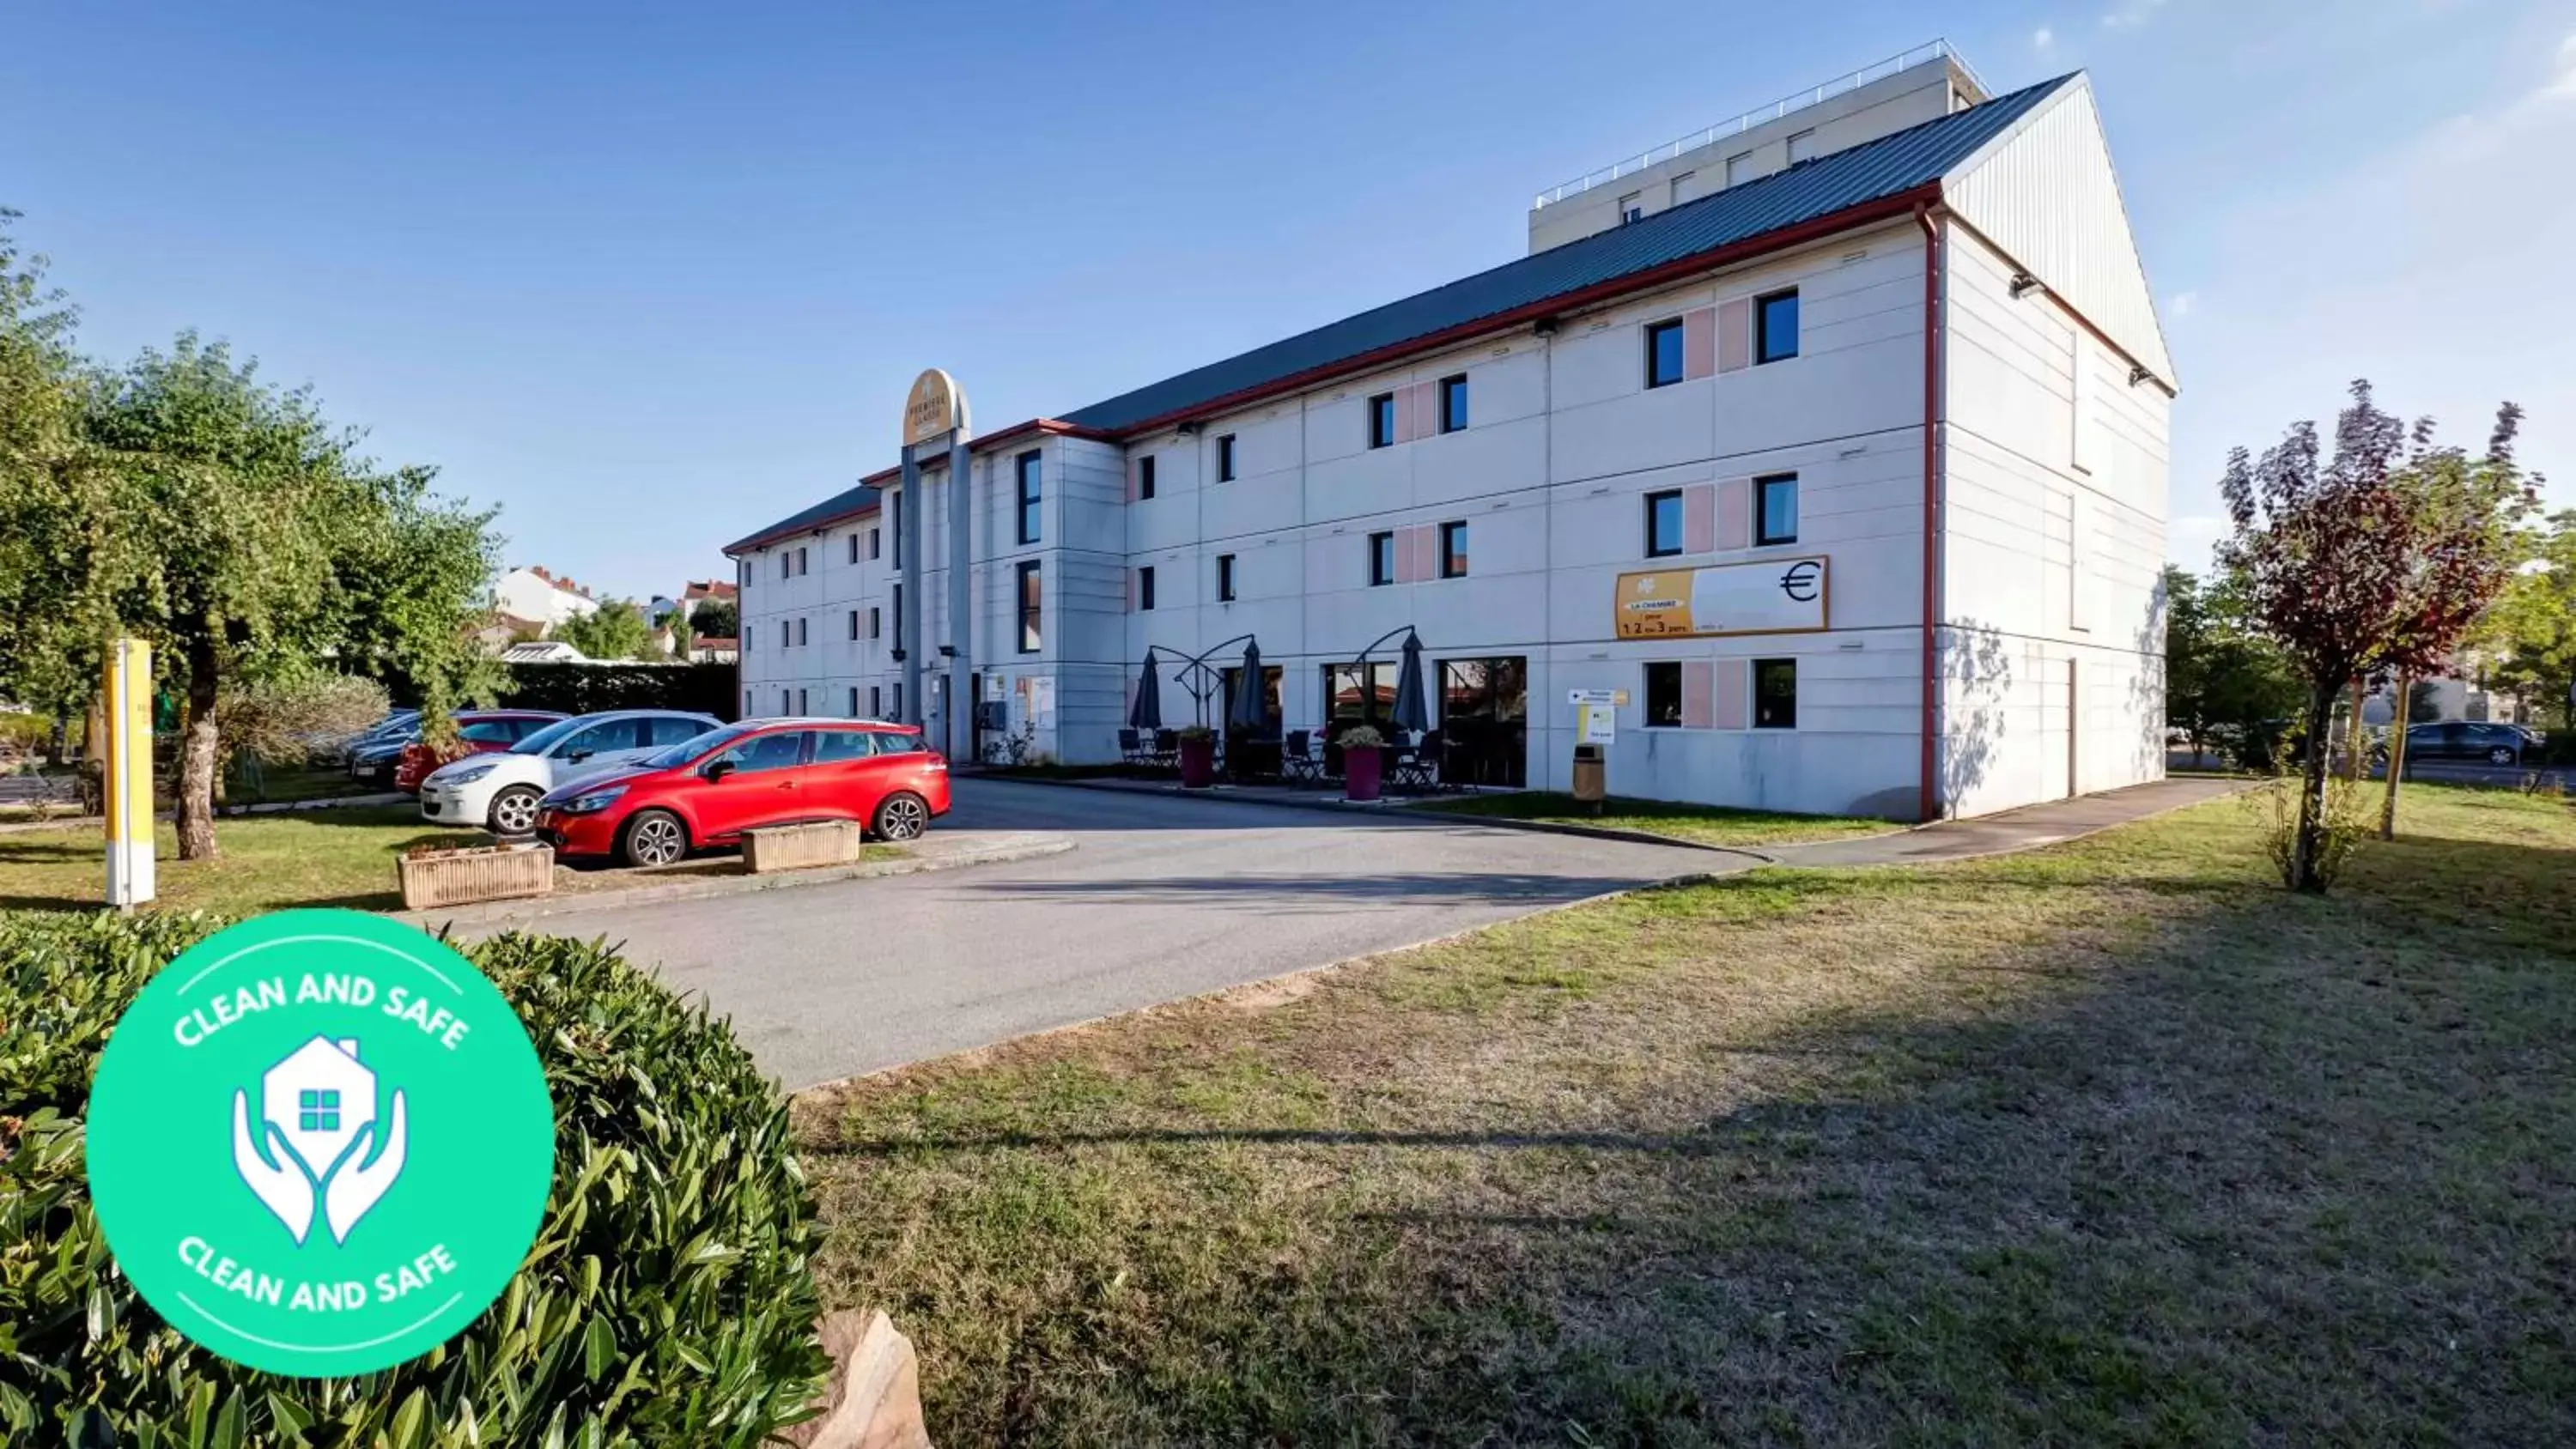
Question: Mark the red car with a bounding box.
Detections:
[534,718,950,867]
[392,711,567,793]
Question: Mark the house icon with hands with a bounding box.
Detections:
[263,1036,377,1181]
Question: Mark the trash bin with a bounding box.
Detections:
[1571,742,1606,807]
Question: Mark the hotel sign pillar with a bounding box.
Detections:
[900,369,971,755]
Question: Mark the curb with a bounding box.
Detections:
[398,834,1077,931]
[974,772,1763,856]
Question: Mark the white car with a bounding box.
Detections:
[419,710,721,835]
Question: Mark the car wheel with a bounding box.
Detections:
[487,785,543,837]
[2488,745,2518,766]
[872,791,930,842]
[619,809,688,868]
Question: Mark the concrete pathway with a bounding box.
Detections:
[1771,776,2248,868]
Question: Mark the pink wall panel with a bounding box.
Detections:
[1683,484,1716,555]
[1711,660,1747,730]
[1683,307,1716,380]
[1681,661,1713,729]
[1716,477,1752,550]
[1717,297,1753,373]
[1126,460,1139,503]
[1394,385,1418,444]
[1410,382,1437,441]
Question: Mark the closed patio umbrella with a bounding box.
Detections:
[1230,640,1267,732]
[1390,631,1431,737]
[1129,653,1163,731]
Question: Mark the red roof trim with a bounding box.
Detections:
[725,185,1941,555]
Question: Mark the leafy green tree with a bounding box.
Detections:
[2483,509,2576,730]
[2163,564,2301,767]
[0,210,118,718]
[689,597,738,640]
[557,597,655,662]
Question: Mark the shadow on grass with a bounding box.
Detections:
[811,838,2576,1445]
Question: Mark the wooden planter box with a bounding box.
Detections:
[744,820,864,874]
[398,842,554,910]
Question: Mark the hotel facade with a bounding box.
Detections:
[726,45,2174,822]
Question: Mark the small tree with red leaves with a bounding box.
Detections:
[2218,380,2537,891]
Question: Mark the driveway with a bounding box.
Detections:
[460,778,1710,1088]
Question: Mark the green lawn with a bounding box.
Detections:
[800,785,2576,1445]
[1413,789,1895,847]
[0,806,484,913]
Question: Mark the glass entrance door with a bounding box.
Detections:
[1439,657,1528,788]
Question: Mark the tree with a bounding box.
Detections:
[2483,509,2576,731]
[2163,564,2303,767]
[557,597,655,662]
[0,210,117,719]
[689,597,738,640]
[2218,380,2537,888]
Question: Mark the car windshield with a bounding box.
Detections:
[642,722,754,770]
[507,716,595,755]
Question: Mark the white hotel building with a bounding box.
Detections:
[726,45,2174,822]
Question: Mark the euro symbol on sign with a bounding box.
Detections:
[1778,561,1821,603]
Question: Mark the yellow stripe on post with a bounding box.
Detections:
[103,638,155,908]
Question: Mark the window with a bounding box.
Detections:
[1439,374,1468,433]
[869,606,882,640]
[1645,318,1686,388]
[1368,530,1395,586]
[795,616,808,646]
[1756,289,1800,364]
[1725,151,1754,185]
[1217,433,1237,482]
[877,728,928,755]
[869,685,882,717]
[779,620,791,648]
[714,730,806,775]
[1367,393,1396,449]
[1755,474,1799,546]
[891,682,902,719]
[848,609,860,640]
[1786,129,1817,164]
[1138,454,1157,500]
[779,554,791,580]
[848,687,861,718]
[1643,662,1684,727]
[1753,658,1797,728]
[1138,565,1157,610]
[1618,191,1642,225]
[870,527,882,560]
[779,689,791,714]
[797,547,809,576]
[891,494,902,567]
[1016,561,1042,652]
[744,688,753,715]
[1668,172,1695,206]
[1016,450,1042,545]
[646,717,707,747]
[298,1088,340,1133]
[1645,489,1685,557]
[1439,521,1468,579]
[814,728,876,763]
[892,584,902,641]
[796,688,809,715]
[1216,553,1237,602]
[848,532,860,565]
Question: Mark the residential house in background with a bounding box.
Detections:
[493,566,600,634]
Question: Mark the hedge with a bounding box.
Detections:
[494,661,738,721]
[0,911,827,1446]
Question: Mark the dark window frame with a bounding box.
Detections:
[1216,552,1237,602]
[869,527,882,560]
[1015,560,1042,653]
[1438,520,1468,579]
[869,606,881,640]
[848,532,860,565]
[1643,661,1684,729]
[1138,454,1157,500]
[1753,658,1798,729]
[1367,530,1395,587]
[1754,473,1799,546]
[847,609,859,640]
[795,615,808,647]
[1438,373,1468,433]
[1015,450,1042,545]
[1216,433,1238,482]
[1645,489,1685,558]
[1138,565,1157,611]
[1366,393,1396,449]
[869,685,882,717]
[1645,318,1686,388]
[1755,288,1800,364]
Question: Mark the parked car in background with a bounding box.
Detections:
[420,709,720,835]
[390,711,566,793]
[535,718,948,867]
[2377,719,2531,767]
[312,709,420,767]
[347,729,422,789]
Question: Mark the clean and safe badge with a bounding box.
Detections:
[87,910,556,1378]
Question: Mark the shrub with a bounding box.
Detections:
[217,670,392,768]
[497,661,738,720]
[2245,768,2372,890]
[0,912,827,1446]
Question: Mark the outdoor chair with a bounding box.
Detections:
[1116,727,1144,765]
[1392,730,1442,792]
[1151,729,1180,767]
[1279,730,1321,785]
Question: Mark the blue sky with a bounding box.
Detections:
[6,0,2570,601]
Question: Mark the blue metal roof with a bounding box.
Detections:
[1059,74,2073,433]
[729,74,2073,553]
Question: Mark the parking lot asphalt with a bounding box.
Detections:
[463,777,1715,1089]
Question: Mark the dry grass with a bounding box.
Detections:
[799,785,2576,1446]
[1411,790,1893,847]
